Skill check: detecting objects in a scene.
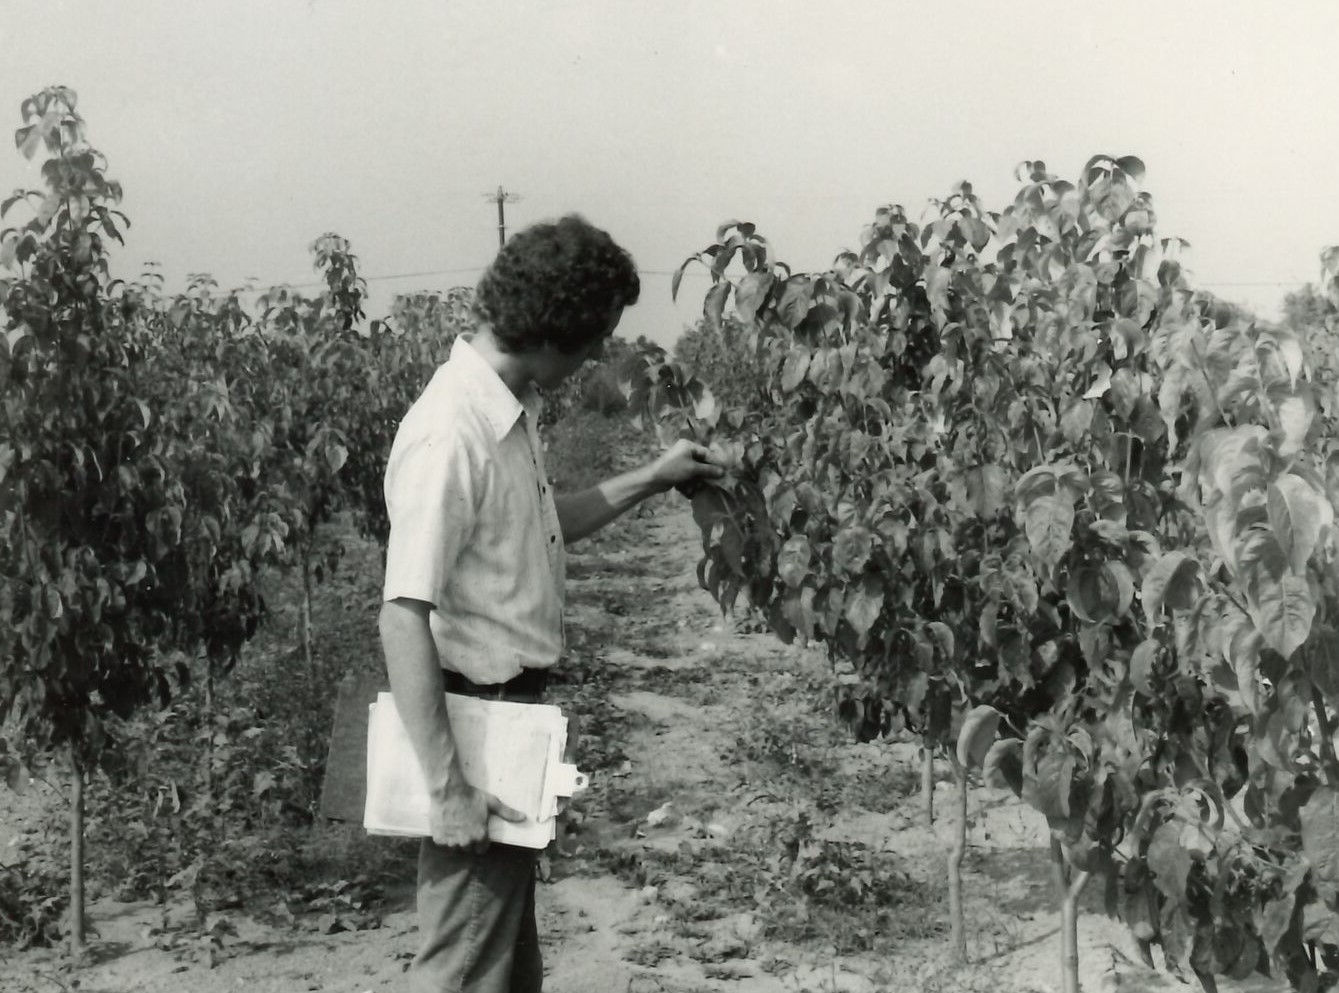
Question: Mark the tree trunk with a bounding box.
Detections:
[301,543,315,671]
[69,748,85,955]
[204,655,215,816]
[948,757,968,962]
[1052,837,1090,993]
[196,655,218,927]
[921,739,935,826]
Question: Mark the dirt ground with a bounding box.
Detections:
[0,499,1290,993]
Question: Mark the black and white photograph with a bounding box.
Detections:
[3,3,1339,992]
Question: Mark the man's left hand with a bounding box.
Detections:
[648,439,726,495]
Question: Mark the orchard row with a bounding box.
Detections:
[631,159,1339,992]
[0,86,578,949]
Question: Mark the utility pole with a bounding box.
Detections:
[483,186,522,248]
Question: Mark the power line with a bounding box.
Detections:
[1198,280,1308,288]
[483,186,522,248]
[142,262,1318,297]
[236,264,716,293]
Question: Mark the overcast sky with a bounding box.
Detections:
[3,1,1337,348]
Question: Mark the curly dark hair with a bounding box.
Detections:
[473,214,640,354]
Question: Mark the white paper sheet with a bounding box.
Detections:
[363,692,586,849]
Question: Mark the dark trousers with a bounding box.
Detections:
[410,666,550,992]
[409,839,541,993]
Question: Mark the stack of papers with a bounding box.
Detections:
[363,692,587,850]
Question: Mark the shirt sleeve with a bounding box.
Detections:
[382,427,480,610]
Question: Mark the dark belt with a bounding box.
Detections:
[443,667,548,702]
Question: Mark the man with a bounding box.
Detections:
[378,214,723,993]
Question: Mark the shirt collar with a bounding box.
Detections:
[448,335,544,440]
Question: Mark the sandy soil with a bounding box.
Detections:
[0,500,1290,993]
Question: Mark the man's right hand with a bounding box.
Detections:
[430,782,527,854]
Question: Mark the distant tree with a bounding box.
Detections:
[1283,282,1335,334]
[674,315,768,413]
[389,286,477,346]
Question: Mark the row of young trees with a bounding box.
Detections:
[0,87,500,951]
[627,158,1339,991]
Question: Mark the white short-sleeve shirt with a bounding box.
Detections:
[382,336,565,683]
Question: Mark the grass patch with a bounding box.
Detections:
[544,410,648,493]
[594,803,946,957]
[565,555,660,581]
[546,652,635,788]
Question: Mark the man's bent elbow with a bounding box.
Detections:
[378,597,432,647]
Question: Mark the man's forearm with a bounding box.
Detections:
[555,464,667,544]
[378,599,463,802]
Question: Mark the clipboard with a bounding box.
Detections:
[319,671,587,850]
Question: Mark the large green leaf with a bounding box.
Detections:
[1140,551,1200,626]
[779,347,811,392]
[1308,624,1339,700]
[966,464,1007,518]
[1275,395,1312,457]
[926,621,954,662]
[775,279,813,329]
[776,535,811,589]
[982,739,1023,795]
[1227,622,1264,714]
[781,587,816,642]
[1104,562,1135,617]
[1022,730,1074,820]
[1249,572,1314,660]
[1129,639,1159,696]
[1259,893,1296,961]
[842,574,883,638]
[703,281,729,333]
[1267,473,1331,575]
[1116,155,1146,182]
[1067,565,1119,623]
[1059,398,1093,444]
[733,270,773,322]
[1301,788,1339,893]
[956,705,1000,770]
[925,266,951,315]
[831,526,874,576]
[690,486,730,538]
[1195,425,1268,507]
[1024,495,1074,573]
[1107,366,1142,417]
[1147,821,1192,903]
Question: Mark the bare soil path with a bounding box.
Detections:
[1,498,1287,993]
